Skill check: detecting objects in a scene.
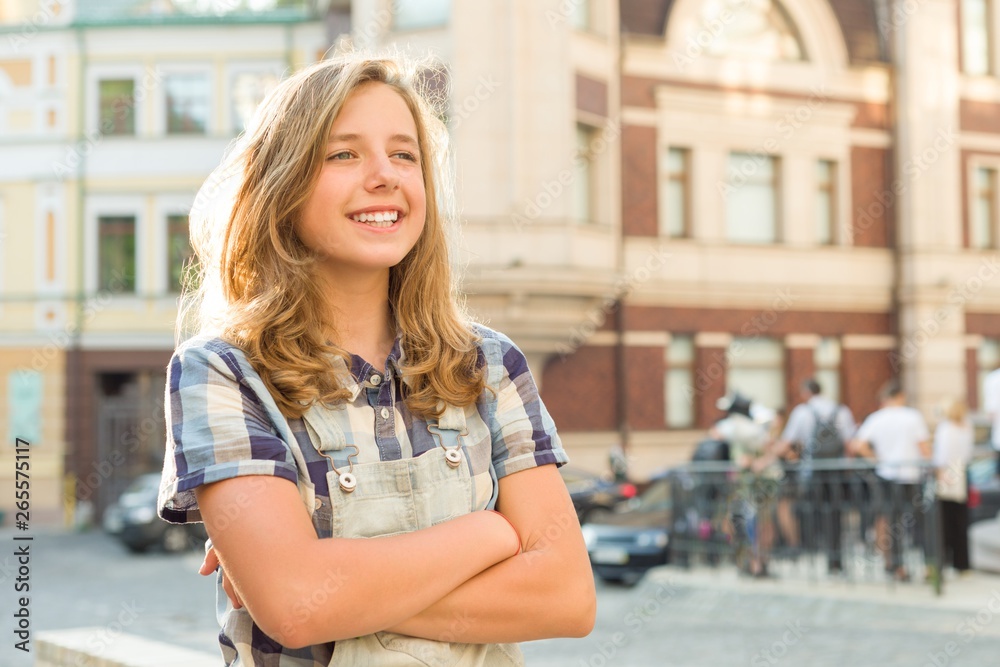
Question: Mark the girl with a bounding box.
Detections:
[157,53,595,666]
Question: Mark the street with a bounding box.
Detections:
[3,527,1000,666]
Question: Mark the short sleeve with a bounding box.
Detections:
[855,414,875,444]
[485,331,569,478]
[157,338,300,524]
[779,405,811,444]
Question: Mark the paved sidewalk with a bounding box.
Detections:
[522,565,1000,667]
[5,527,1000,666]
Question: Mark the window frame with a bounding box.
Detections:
[967,156,1000,249]
[224,61,284,136]
[85,195,145,299]
[961,0,993,76]
[665,333,696,429]
[155,195,195,297]
[155,64,214,136]
[726,336,786,411]
[574,122,599,224]
[660,146,691,238]
[813,337,842,403]
[725,151,782,244]
[815,158,837,245]
[87,65,147,137]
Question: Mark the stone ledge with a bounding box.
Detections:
[36,627,218,667]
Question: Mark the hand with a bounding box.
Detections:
[199,545,244,609]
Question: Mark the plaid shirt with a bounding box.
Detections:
[158,324,567,666]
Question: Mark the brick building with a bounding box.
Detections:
[539,0,1000,476]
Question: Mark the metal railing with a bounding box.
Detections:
[664,459,947,593]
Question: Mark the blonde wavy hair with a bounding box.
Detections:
[179,53,485,420]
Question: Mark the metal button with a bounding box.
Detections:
[370,374,382,385]
[380,407,390,419]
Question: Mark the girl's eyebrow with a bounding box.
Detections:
[327,133,419,149]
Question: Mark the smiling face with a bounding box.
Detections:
[296,81,427,283]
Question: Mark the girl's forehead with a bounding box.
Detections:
[330,83,418,131]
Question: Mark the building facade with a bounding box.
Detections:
[0,0,332,522]
[2,0,998,525]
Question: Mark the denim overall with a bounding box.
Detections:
[296,399,525,667]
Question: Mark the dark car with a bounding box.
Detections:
[581,473,672,585]
[968,457,1000,525]
[103,473,208,553]
[559,466,637,523]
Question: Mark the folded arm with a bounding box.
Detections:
[194,476,518,649]
[384,463,597,643]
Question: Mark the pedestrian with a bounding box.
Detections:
[931,398,974,575]
[712,393,781,577]
[156,53,595,666]
[848,379,931,581]
[771,378,856,573]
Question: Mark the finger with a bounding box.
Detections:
[222,574,243,609]
[199,548,221,576]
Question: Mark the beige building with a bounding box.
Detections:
[0,0,331,523]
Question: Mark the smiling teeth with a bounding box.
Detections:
[352,211,399,227]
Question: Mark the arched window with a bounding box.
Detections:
[699,0,806,61]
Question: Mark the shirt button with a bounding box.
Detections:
[370,374,382,385]
[314,498,323,510]
[380,407,390,419]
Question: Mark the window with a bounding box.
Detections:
[962,0,992,75]
[726,153,778,243]
[99,79,135,135]
[980,338,1000,407]
[98,215,136,293]
[574,124,596,223]
[702,0,805,61]
[231,71,280,133]
[165,73,209,134]
[571,0,590,30]
[663,147,690,238]
[816,159,836,244]
[666,334,695,428]
[727,337,785,410]
[167,214,194,293]
[814,337,841,402]
[972,166,997,248]
[394,0,450,30]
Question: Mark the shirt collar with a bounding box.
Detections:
[341,334,407,399]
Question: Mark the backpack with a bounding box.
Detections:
[808,405,845,459]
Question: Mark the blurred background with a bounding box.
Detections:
[1,0,997,524]
[4,0,1000,664]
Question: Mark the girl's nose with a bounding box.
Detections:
[364,153,400,191]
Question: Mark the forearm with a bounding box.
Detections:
[279,511,517,646]
[385,515,594,643]
[197,475,521,650]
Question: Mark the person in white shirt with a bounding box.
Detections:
[982,365,1000,477]
[849,379,931,581]
[932,399,974,573]
[772,379,856,573]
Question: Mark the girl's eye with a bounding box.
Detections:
[393,152,418,162]
[327,151,353,161]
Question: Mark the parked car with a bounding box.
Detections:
[559,466,637,523]
[581,472,672,585]
[968,457,1000,525]
[103,473,207,553]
